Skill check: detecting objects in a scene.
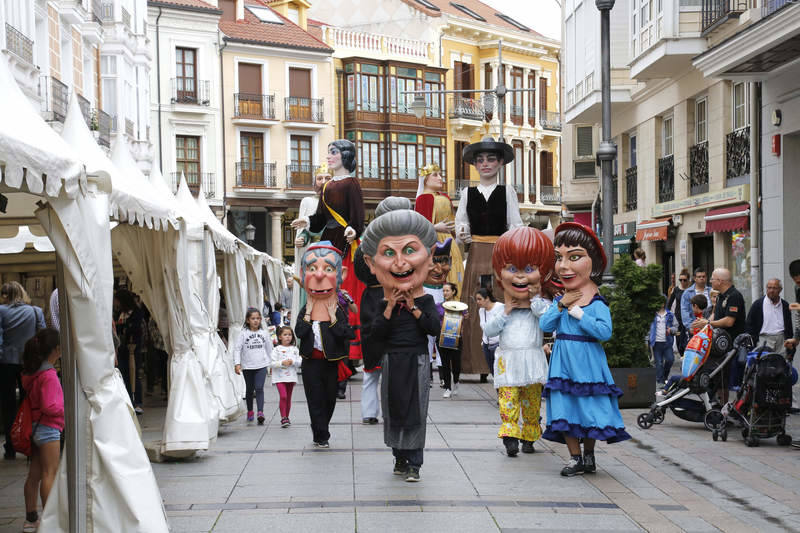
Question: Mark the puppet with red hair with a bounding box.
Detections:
[483,227,555,457]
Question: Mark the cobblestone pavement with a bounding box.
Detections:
[1,371,799,532]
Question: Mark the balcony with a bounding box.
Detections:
[701,0,747,35]
[5,23,33,65]
[689,141,709,195]
[125,118,134,138]
[540,185,561,205]
[321,26,430,61]
[236,162,277,188]
[96,109,111,148]
[510,105,524,126]
[527,108,536,128]
[121,7,132,32]
[452,179,478,200]
[540,111,562,131]
[764,0,797,17]
[39,76,69,123]
[170,172,215,198]
[234,93,276,120]
[171,78,211,106]
[658,155,674,203]
[90,0,102,22]
[726,127,750,186]
[625,167,638,212]
[286,164,315,189]
[284,97,324,123]
[77,93,91,127]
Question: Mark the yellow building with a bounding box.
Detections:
[218,0,334,261]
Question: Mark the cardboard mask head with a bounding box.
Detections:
[426,237,452,287]
[301,241,347,320]
[492,227,555,303]
[360,203,438,299]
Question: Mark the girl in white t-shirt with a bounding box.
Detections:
[234,308,272,425]
[476,287,505,379]
[271,326,301,428]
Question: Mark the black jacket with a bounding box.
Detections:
[295,304,355,361]
[745,296,793,341]
[362,294,440,369]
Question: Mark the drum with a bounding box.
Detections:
[439,301,468,349]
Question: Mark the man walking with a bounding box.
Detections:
[746,279,793,355]
[668,269,691,354]
[680,267,711,331]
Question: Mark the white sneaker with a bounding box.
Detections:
[452,383,459,396]
[442,389,452,399]
[22,520,39,532]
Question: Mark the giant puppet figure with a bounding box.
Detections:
[454,137,523,378]
[294,242,355,448]
[540,223,630,477]
[361,200,440,482]
[291,164,332,330]
[292,140,365,360]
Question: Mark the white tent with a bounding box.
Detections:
[0,56,168,531]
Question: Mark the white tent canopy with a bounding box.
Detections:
[0,56,168,531]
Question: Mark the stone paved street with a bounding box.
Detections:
[1,371,799,532]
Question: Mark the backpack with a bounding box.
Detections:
[10,396,38,457]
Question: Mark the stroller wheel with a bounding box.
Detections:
[704,409,725,431]
[777,434,792,446]
[712,430,719,441]
[745,435,759,447]
[720,428,727,442]
[637,413,654,429]
[652,408,665,424]
[741,427,749,439]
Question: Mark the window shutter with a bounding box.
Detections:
[539,78,547,113]
[576,126,593,157]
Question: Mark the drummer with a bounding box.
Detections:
[438,282,466,399]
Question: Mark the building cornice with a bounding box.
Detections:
[148,1,222,15]
[221,40,333,59]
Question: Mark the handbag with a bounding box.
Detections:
[10,397,39,457]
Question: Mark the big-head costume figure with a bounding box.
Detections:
[454,137,523,378]
[294,242,355,448]
[360,200,441,482]
[292,139,365,361]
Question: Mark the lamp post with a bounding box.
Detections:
[244,223,256,245]
[596,0,617,283]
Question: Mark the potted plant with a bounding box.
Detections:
[599,255,664,408]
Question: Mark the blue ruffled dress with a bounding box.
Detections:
[540,294,631,444]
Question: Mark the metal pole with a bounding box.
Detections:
[596,0,617,282]
[497,39,507,184]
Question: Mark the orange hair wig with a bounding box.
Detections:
[491,226,555,283]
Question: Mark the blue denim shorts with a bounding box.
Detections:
[32,424,61,446]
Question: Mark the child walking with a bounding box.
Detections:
[234,308,272,425]
[21,328,64,533]
[271,326,301,428]
[649,296,677,387]
[484,227,554,457]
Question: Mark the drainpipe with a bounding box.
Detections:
[336,68,343,138]
[219,33,228,221]
[749,81,762,300]
[155,7,163,169]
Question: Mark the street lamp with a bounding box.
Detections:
[244,223,256,244]
[596,0,617,283]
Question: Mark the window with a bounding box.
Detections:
[527,72,536,125]
[576,126,593,157]
[510,68,523,124]
[630,135,637,168]
[696,98,707,144]
[539,77,548,114]
[449,2,486,21]
[287,7,299,24]
[575,161,596,179]
[733,82,749,131]
[454,140,470,183]
[415,0,440,10]
[175,47,197,102]
[239,133,264,185]
[346,72,355,111]
[246,5,284,24]
[495,13,530,32]
[101,55,117,120]
[540,151,554,186]
[359,64,381,112]
[528,142,536,197]
[511,141,523,193]
[423,136,446,175]
[663,117,673,156]
[391,67,420,114]
[424,72,443,118]
[176,135,201,184]
[392,133,418,179]
[289,135,313,187]
[358,132,383,179]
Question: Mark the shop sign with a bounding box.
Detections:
[652,184,749,218]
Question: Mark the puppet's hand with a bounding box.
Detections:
[344,226,356,244]
[434,221,455,234]
[560,290,582,309]
[291,218,307,229]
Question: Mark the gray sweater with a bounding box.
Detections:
[0,303,46,365]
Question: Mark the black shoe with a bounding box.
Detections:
[368,417,379,425]
[3,450,15,460]
[561,457,585,477]
[521,440,535,454]
[480,374,488,383]
[503,436,519,457]
[393,457,408,475]
[337,391,346,400]
[405,466,420,482]
[583,454,596,474]
[789,407,800,414]
[314,441,330,449]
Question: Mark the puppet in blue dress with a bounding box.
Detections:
[540,222,630,477]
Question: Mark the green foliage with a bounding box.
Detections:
[600,256,664,368]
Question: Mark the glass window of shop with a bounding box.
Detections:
[729,230,752,309]
[358,132,384,179]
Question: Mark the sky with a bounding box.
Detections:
[482,0,562,40]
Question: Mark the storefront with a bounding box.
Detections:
[613,222,636,257]
[704,203,751,308]
[637,218,673,289]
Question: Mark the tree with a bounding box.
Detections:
[599,255,663,368]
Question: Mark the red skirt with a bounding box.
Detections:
[341,245,365,360]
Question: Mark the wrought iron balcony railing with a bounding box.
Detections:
[171,78,210,105]
[701,0,748,34]
[510,105,524,125]
[96,109,111,148]
[527,107,536,127]
[689,141,709,195]
[658,155,674,203]
[541,185,562,205]
[121,7,131,31]
[726,127,750,184]
[452,179,479,200]
[763,0,797,17]
[540,110,562,131]
[625,166,638,212]
[286,163,315,189]
[234,93,276,120]
[125,118,134,138]
[76,93,91,127]
[170,172,215,198]
[236,162,277,188]
[447,96,484,121]
[39,76,69,123]
[5,23,33,64]
[284,97,324,122]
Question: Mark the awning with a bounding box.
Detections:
[705,203,750,233]
[636,218,670,241]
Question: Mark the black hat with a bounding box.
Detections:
[433,237,453,258]
[462,136,514,165]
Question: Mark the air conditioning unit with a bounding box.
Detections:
[672,214,683,226]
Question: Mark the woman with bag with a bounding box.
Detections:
[475,288,504,380]
[20,328,63,532]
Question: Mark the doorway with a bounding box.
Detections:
[691,234,714,278]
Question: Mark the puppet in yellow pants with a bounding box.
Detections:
[497,384,543,441]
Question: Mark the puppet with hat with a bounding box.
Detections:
[453,137,523,380]
[294,241,355,448]
[539,222,630,477]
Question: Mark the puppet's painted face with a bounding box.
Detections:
[304,253,339,299]
[426,255,451,286]
[370,235,431,293]
[424,171,444,192]
[499,263,541,301]
[474,153,502,181]
[554,244,592,290]
[327,145,343,172]
[314,172,331,194]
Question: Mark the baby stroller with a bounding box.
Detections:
[637,326,735,431]
[718,338,794,446]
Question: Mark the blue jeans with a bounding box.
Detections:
[482,343,498,376]
[243,367,268,413]
[33,424,61,447]
[652,342,674,384]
